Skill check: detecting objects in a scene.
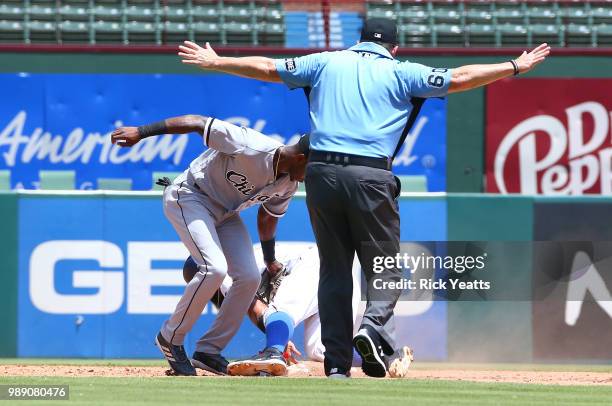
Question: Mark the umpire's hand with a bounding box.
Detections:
[178,41,219,69]
[515,43,551,74]
[111,127,141,147]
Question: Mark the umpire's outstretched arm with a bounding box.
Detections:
[177,40,551,92]
[448,43,551,93]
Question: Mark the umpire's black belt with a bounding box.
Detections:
[309,150,392,171]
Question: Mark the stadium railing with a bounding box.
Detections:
[1,1,611,48]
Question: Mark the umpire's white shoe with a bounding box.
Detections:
[155,332,196,376]
[227,347,288,376]
[353,327,387,378]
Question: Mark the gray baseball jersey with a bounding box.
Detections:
[159,117,298,354]
[175,117,298,221]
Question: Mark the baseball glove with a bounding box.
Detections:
[256,265,290,305]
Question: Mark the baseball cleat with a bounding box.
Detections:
[227,347,288,376]
[353,327,387,378]
[388,346,414,378]
[327,367,351,379]
[155,332,196,376]
[192,352,229,375]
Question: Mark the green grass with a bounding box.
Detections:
[0,376,610,406]
[1,360,610,405]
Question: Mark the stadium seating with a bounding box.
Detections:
[365,0,612,48]
[27,20,58,44]
[328,12,363,48]
[93,20,124,44]
[566,23,595,47]
[0,1,25,22]
[596,23,612,46]
[59,2,90,23]
[285,11,324,48]
[400,23,432,48]
[0,20,24,43]
[0,0,287,46]
[1,1,612,48]
[466,23,497,47]
[163,20,191,43]
[434,23,464,47]
[59,20,91,44]
[192,21,222,43]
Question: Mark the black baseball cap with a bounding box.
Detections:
[360,17,398,45]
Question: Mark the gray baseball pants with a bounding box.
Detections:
[160,181,261,354]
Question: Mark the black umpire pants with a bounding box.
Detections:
[305,161,402,375]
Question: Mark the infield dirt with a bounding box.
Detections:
[2,362,611,386]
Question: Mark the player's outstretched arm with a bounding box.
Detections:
[448,43,551,94]
[178,41,282,83]
[111,114,208,147]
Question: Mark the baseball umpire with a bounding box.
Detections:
[177,18,550,378]
[111,115,309,376]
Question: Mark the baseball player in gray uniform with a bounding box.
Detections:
[111,114,309,376]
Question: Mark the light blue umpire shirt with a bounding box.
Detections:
[274,42,452,159]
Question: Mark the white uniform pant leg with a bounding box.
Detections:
[303,315,325,362]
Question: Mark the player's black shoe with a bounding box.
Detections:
[192,351,229,375]
[155,332,196,376]
[353,326,388,378]
[227,347,288,376]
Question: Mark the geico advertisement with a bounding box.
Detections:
[29,240,190,315]
[17,196,267,358]
[17,195,447,359]
[486,78,612,195]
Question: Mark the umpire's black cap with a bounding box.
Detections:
[360,17,399,45]
[297,134,310,157]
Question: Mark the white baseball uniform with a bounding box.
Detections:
[161,117,298,354]
[219,242,364,362]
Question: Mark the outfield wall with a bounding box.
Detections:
[1,191,610,363]
[0,73,446,190]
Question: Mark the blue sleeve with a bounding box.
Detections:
[400,62,452,98]
[275,53,326,89]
